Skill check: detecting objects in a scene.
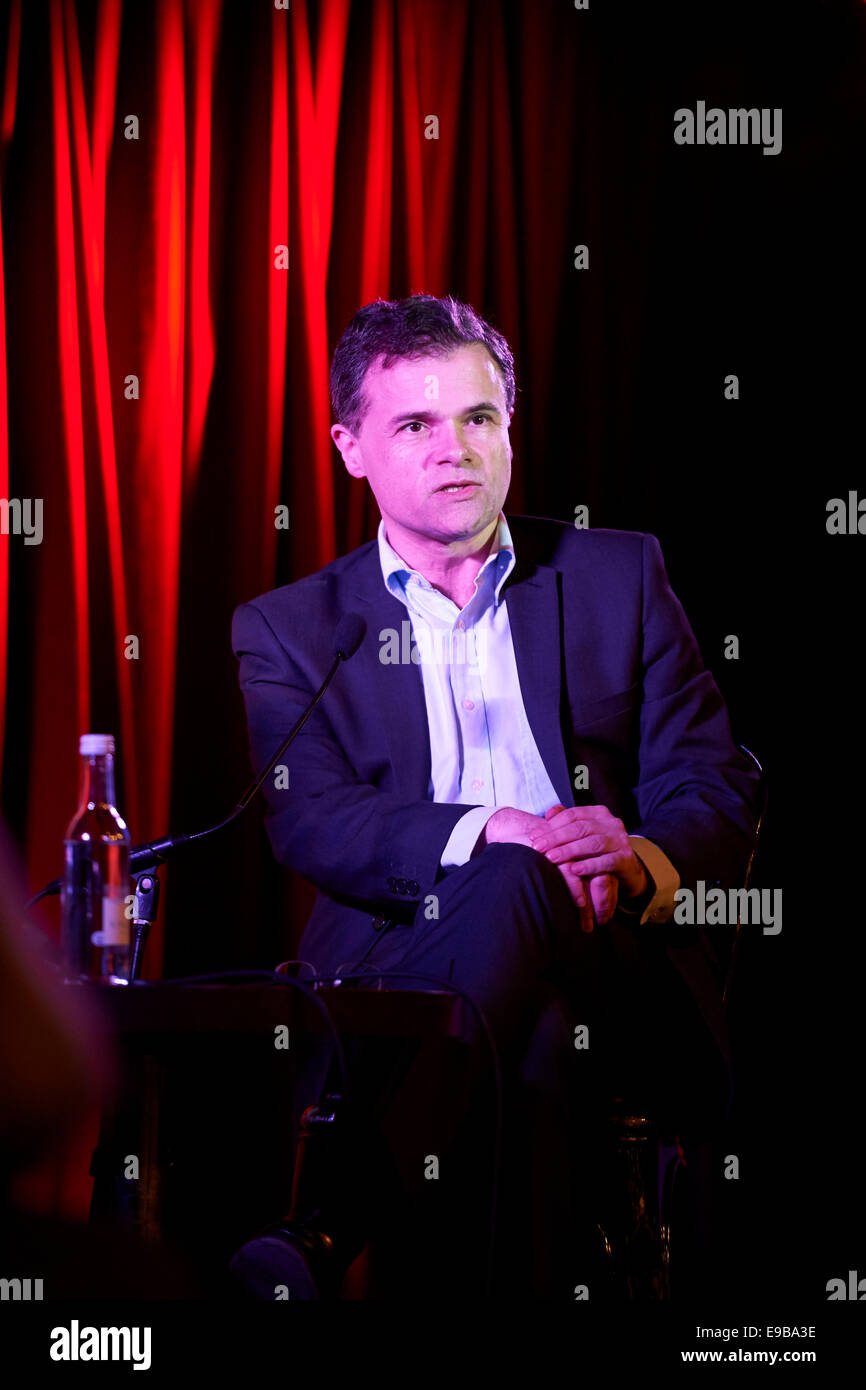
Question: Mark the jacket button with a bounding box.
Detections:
[408,880,420,896]
[386,876,396,891]
[396,878,407,894]
[371,915,388,931]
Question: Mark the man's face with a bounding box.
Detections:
[331,342,513,550]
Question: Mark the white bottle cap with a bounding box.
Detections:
[79,734,116,756]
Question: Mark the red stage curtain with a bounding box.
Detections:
[0,0,599,984]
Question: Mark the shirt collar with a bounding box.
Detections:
[378,512,515,607]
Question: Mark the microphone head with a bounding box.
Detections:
[334,613,366,660]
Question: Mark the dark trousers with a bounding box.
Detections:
[293,843,731,1298]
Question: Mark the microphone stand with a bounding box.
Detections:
[124,643,350,980]
[128,872,160,984]
[31,631,362,982]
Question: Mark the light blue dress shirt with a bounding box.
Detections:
[376,513,679,922]
[378,512,560,868]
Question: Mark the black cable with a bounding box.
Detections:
[24,884,53,912]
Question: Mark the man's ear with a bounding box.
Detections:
[331,423,365,480]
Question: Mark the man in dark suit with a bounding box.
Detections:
[230,294,760,1299]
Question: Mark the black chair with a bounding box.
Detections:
[238,745,767,1300]
[329,745,769,1300]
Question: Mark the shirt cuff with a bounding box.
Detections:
[622,835,680,925]
[440,806,501,870]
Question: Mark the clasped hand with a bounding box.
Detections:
[483,803,649,933]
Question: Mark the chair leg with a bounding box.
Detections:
[598,1100,668,1300]
[660,1141,685,1298]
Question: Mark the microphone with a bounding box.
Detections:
[36,615,367,895]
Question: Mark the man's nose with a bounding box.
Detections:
[436,421,472,463]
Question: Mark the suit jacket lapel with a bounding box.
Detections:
[501,560,575,811]
[351,561,432,800]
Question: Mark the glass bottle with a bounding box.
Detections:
[61,733,132,984]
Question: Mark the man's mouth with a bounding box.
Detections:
[436,481,480,494]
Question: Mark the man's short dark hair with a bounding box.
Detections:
[329,293,516,436]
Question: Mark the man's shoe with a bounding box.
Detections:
[228,1218,343,1300]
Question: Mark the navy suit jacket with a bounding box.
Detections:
[231,515,761,1065]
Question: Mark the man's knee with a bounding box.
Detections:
[403,842,577,979]
[482,841,573,903]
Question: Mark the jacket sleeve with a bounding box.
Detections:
[231,598,469,913]
[630,531,761,902]
[624,534,765,1065]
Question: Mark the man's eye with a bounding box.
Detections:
[400,414,493,433]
